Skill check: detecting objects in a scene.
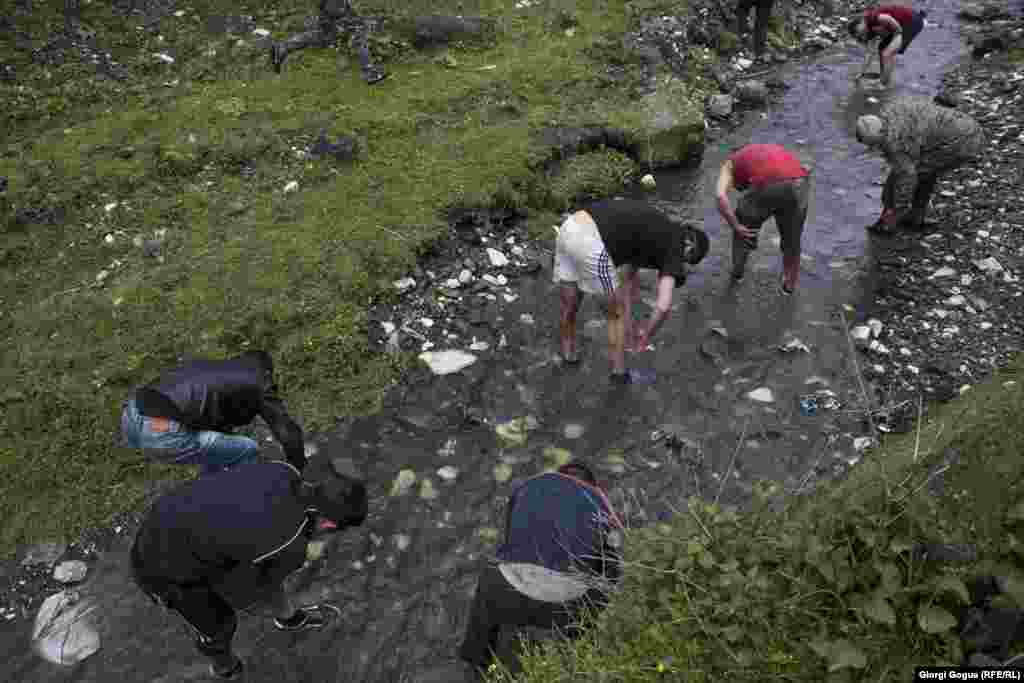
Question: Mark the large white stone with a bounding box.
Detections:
[53,561,88,584]
[32,591,100,665]
[747,387,775,403]
[418,350,477,375]
[486,248,509,267]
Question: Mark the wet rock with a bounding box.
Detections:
[563,423,585,439]
[640,173,657,189]
[394,277,417,293]
[419,350,477,375]
[486,248,509,267]
[912,543,978,564]
[735,80,768,105]
[747,387,774,403]
[409,15,498,49]
[707,94,735,118]
[310,130,359,163]
[32,590,100,665]
[437,466,458,481]
[959,2,1010,22]
[22,542,66,567]
[52,560,88,584]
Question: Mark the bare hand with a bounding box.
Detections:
[734,224,756,240]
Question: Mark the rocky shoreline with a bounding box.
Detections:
[2,1,1023,670]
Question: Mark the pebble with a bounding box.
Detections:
[438,438,457,458]
[418,350,477,375]
[483,274,508,287]
[153,52,174,63]
[437,466,458,481]
[641,174,657,189]
[851,325,871,342]
[563,423,585,439]
[931,266,957,279]
[252,28,270,38]
[393,277,416,292]
[519,313,535,325]
[486,248,509,267]
[393,534,411,551]
[747,387,775,403]
[459,269,473,284]
[283,180,299,193]
[52,560,88,584]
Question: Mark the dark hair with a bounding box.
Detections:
[557,461,597,485]
[682,225,710,266]
[300,456,368,528]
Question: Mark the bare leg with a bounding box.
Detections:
[782,253,800,291]
[606,292,627,376]
[559,284,583,361]
[621,268,639,351]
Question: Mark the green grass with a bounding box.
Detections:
[0,1,711,556]
[493,359,1024,681]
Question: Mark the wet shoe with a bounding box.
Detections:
[362,67,388,85]
[778,282,794,296]
[273,603,340,631]
[270,43,286,73]
[609,372,631,385]
[209,657,244,680]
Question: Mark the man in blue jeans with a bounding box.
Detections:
[121,351,306,475]
[459,462,624,675]
[131,456,368,679]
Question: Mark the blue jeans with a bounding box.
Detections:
[120,399,259,476]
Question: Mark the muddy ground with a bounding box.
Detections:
[2,1,1024,682]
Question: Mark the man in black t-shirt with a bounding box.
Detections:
[551,199,708,383]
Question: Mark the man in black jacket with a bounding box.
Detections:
[458,462,624,674]
[120,351,306,474]
[131,456,368,679]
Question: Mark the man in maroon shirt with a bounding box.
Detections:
[848,5,927,86]
[716,144,811,295]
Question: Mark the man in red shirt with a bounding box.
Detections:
[848,5,927,86]
[716,144,811,295]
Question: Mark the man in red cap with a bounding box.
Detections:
[716,144,811,295]
[848,5,928,86]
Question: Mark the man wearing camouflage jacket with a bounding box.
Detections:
[855,96,983,234]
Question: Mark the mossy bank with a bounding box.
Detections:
[0,1,715,557]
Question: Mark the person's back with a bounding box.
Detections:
[728,144,808,190]
[133,462,307,587]
[497,471,620,578]
[880,96,982,161]
[138,354,269,432]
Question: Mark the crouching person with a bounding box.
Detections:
[131,457,368,679]
[458,462,624,674]
[121,350,307,474]
[856,96,984,234]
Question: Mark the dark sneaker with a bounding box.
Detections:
[778,281,794,296]
[270,43,286,73]
[273,603,341,632]
[362,67,388,85]
[560,350,580,365]
[610,372,631,385]
[209,657,244,680]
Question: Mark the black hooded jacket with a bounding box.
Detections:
[133,353,305,469]
[131,462,312,608]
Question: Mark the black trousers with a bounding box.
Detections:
[458,563,608,671]
[736,0,777,56]
[131,542,237,658]
[882,171,940,227]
